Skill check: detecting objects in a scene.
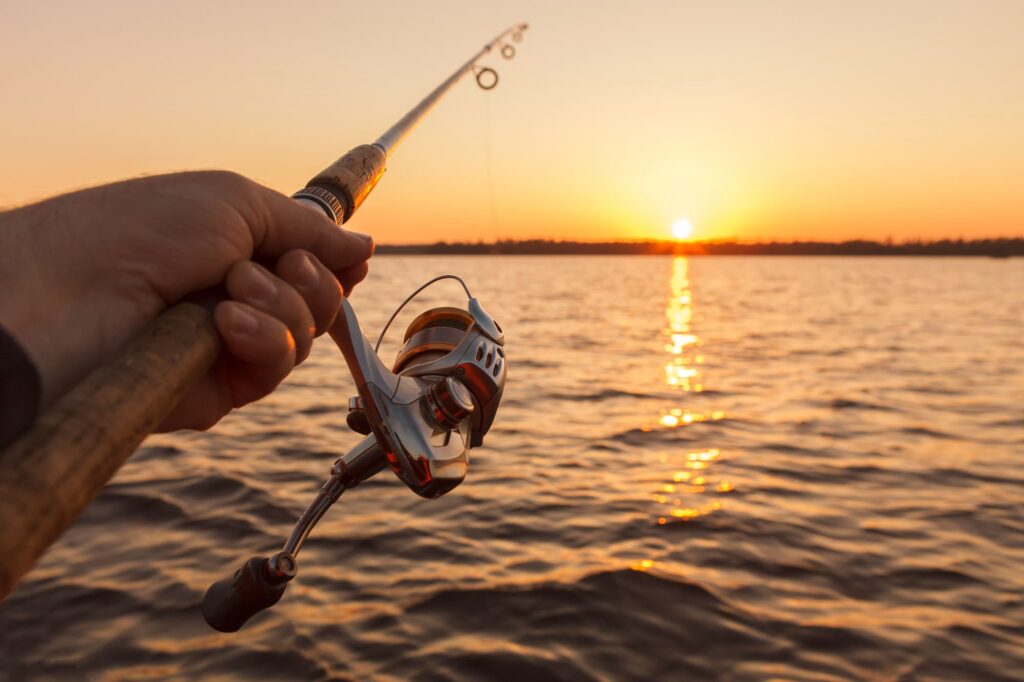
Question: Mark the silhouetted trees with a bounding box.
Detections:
[375,238,1023,257]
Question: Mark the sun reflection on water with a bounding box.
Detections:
[648,257,733,528]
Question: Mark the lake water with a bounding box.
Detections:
[1,256,1022,681]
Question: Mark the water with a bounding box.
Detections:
[2,256,1022,681]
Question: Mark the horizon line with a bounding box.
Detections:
[373,237,1023,257]
[376,237,1024,247]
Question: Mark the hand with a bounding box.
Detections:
[0,171,374,430]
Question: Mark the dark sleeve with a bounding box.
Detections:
[0,323,41,449]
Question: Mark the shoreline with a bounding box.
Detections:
[375,239,1023,257]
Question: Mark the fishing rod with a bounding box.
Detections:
[294,22,527,224]
[0,23,527,603]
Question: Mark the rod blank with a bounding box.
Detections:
[374,23,528,157]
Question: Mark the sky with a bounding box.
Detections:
[1,0,1022,243]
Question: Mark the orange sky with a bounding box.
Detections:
[1,1,1022,243]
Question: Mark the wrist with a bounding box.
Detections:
[0,320,41,447]
[0,198,107,407]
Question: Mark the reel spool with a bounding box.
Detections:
[393,307,475,373]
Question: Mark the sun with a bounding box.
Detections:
[671,218,693,240]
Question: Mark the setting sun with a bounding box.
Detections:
[671,218,693,241]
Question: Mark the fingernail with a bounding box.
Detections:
[247,264,277,302]
[295,253,319,288]
[350,231,372,242]
[352,231,376,256]
[229,305,259,336]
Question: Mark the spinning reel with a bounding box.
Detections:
[202,276,506,632]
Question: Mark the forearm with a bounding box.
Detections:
[0,192,146,408]
[0,200,60,407]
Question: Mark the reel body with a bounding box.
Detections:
[336,297,505,498]
[202,279,506,631]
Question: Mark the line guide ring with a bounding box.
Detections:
[474,67,499,90]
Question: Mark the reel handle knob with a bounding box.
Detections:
[202,552,296,632]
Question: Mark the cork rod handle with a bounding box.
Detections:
[0,302,220,599]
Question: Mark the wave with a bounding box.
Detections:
[900,426,962,440]
[404,569,775,679]
[544,388,664,402]
[827,398,897,412]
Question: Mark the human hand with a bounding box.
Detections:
[0,171,374,431]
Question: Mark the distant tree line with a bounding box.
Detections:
[376,238,1023,257]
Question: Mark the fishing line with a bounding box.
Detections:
[483,91,500,242]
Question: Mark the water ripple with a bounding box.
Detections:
[2,256,1022,680]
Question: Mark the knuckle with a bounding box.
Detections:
[207,169,252,191]
[180,169,254,197]
[193,411,222,432]
[227,258,253,277]
[206,170,270,230]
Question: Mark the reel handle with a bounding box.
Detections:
[202,552,297,632]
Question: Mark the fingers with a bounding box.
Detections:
[244,181,375,274]
[336,261,369,296]
[157,301,295,432]
[273,249,343,335]
[224,260,317,362]
[160,251,336,432]
[214,301,296,407]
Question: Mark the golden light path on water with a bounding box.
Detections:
[644,257,730,535]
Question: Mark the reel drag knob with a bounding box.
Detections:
[427,377,475,428]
